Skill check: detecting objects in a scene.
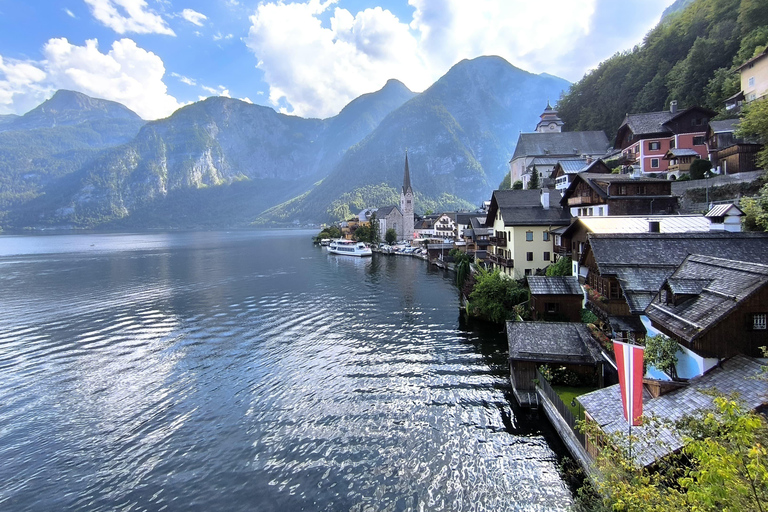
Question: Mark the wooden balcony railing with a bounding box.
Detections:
[489,254,514,268]
[489,236,507,247]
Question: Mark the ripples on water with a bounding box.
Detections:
[0,231,573,511]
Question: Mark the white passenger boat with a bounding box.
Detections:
[328,239,373,257]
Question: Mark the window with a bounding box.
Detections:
[526,252,533,261]
[588,207,593,216]
[598,207,604,216]
[526,231,533,241]
[543,232,550,241]
[544,252,551,261]
[748,76,755,87]
[651,158,660,168]
[525,269,532,276]
[619,185,627,195]
[693,136,705,146]
[545,302,559,314]
[649,141,660,151]
[670,138,676,149]
[754,313,767,330]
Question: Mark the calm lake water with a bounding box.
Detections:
[0,230,573,511]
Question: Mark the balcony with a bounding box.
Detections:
[567,195,597,206]
[489,254,514,268]
[489,236,507,247]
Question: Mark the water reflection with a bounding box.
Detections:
[0,231,573,511]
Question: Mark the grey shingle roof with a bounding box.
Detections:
[664,148,700,158]
[709,119,738,133]
[488,189,571,227]
[586,232,768,313]
[506,321,602,364]
[555,158,590,174]
[620,111,674,136]
[578,355,767,467]
[377,205,401,217]
[646,255,768,343]
[511,131,610,161]
[528,276,583,295]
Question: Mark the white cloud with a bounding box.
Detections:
[245,0,428,118]
[171,72,196,86]
[213,32,234,41]
[83,0,175,35]
[244,0,674,118]
[181,8,207,26]
[0,38,182,120]
[64,8,77,18]
[201,84,231,97]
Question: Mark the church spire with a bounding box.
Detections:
[403,150,413,195]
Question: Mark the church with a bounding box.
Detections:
[376,152,415,241]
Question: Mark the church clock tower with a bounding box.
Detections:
[400,151,415,241]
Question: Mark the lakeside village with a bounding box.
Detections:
[317,86,768,503]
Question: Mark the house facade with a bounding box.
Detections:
[614,103,716,174]
[706,119,763,174]
[737,47,768,103]
[528,276,584,322]
[560,173,677,218]
[551,158,613,191]
[485,189,570,279]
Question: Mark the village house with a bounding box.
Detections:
[432,212,457,240]
[553,213,727,264]
[528,276,584,322]
[507,321,604,408]
[578,232,768,357]
[646,255,768,360]
[614,102,716,174]
[726,46,768,110]
[560,173,678,218]
[485,189,570,279]
[706,118,763,174]
[578,355,766,467]
[509,104,610,189]
[551,158,613,191]
[460,216,491,262]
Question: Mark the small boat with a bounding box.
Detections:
[328,239,372,257]
[320,238,332,246]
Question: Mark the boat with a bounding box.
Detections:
[327,239,372,257]
[320,238,332,246]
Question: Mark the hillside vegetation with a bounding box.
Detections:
[557,0,768,140]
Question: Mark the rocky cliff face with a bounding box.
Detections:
[1,58,570,229]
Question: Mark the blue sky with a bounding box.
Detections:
[0,0,675,120]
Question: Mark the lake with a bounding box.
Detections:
[0,230,574,511]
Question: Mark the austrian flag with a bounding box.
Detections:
[613,341,645,426]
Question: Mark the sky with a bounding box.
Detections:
[0,0,676,121]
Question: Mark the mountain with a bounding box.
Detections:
[557,0,768,141]
[257,56,570,224]
[5,80,416,229]
[0,90,146,216]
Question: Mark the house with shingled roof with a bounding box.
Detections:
[528,276,584,322]
[551,158,613,191]
[559,173,677,218]
[614,102,716,175]
[646,255,768,360]
[484,189,570,279]
[509,104,610,189]
[706,118,763,174]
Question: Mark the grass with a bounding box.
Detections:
[553,385,598,420]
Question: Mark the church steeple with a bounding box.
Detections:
[535,101,564,133]
[403,150,413,195]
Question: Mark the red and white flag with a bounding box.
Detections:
[614,340,644,426]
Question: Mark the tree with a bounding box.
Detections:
[545,256,572,276]
[353,224,371,242]
[644,333,679,379]
[737,98,768,170]
[317,225,341,239]
[689,158,713,180]
[741,181,768,231]
[385,228,397,245]
[578,396,768,512]
[512,180,523,190]
[498,173,512,190]
[468,267,529,323]
[528,166,540,189]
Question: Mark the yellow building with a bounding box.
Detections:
[738,47,768,103]
[485,189,570,279]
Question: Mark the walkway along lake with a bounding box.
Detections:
[0,230,574,511]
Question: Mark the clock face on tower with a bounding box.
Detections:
[550,124,557,130]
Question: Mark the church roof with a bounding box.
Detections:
[511,131,610,161]
[403,151,413,195]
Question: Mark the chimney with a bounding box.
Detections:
[541,189,550,209]
[649,221,661,233]
[670,100,678,114]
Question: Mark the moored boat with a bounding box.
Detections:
[328,239,372,257]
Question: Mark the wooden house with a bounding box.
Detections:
[706,119,762,174]
[507,321,604,407]
[528,276,584,322]
[551,158,613,191]
[560,173,678,218]
[646,255,768,359]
